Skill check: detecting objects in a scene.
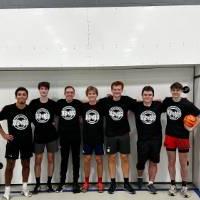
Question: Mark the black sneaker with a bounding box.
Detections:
[33,185,41,194]
[124,182,136,194]
[108,183,116,194]
[137,178,143,190]
[47,184,54,192]
[147,184,157,194]
[73,183,81,193]
[55,184,64,193]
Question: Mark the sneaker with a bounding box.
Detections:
[124,182,136,194]
[108,183,116,194]
[168,185,177,196]
[2,194,10,200]
[180,186,190,198]
[55,184,64,193]
[47,184,54,192]
[81,182,89,193]
[33,185,41,194]
[73,183,81,193]
[137,178,143,190]
[147,184,157,194]
[97,182,104,193]
[21,189,32,197]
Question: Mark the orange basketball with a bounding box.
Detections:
[184,115,197,127]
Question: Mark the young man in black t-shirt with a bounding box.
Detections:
[81,86,104,193]
[162,82,200,198]
[0,87,33,200]
[56,86,82,193]
[133,86,162,194]
[29,82,58,193]
[99,81,136,194]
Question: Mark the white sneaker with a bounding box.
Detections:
[21,189,32,197]
[2,194,10,200]
[180,186,190,198]
[168,185,177,196]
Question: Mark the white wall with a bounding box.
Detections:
[193,65,200,188]
[0,67,194,184]
[0,6,200,68]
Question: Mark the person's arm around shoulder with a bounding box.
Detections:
[160,97,168,113]
[126,95,137,113]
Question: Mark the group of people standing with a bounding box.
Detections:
[0,81,200,200]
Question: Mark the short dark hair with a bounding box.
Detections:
[111,81,124,90]
[15,87,28,97]
[170,82,183,90]
[142,86,154,96]
[38,82,50,90]
[64,85,75,93]
[86,86,98,96]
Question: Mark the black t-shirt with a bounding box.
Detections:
[0,103,33,142]
[162,97,200,139]
[133,101,162,141]
[56,99,82,140]
[99,96,136,137]
[82,102,104,145]
[29,98,57,144]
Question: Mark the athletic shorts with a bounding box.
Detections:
[164,135,190,153]
[82,143,104,155]
[5,138,33,160]
[106,134,130,154]
[137,139,162,170]
[34,139,59,154]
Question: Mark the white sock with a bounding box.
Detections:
[149,181,153,185]
[138,176,143,179]
[22,182,27,190]
[4,186,11,196]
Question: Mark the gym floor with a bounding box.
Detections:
[0,183,199,200]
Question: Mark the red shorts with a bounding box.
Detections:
[164,135,190,153]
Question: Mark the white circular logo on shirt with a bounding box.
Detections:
[13,114,29,130]
[167,106,182,120]
[109,106,124,121]
[140,110,156,124]
[85,110,100,124]
[35,108,50,123]
[61,106,76,120]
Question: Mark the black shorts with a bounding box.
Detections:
[106,134,130,154]
[5,138,33,160]
[137,139,162,170]
[34,140,59,154]
[83,143,104,155]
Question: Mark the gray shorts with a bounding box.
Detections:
[106,134,130,154]
[34,140,59,154]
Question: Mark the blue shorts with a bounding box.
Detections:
[82,143,104,155]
